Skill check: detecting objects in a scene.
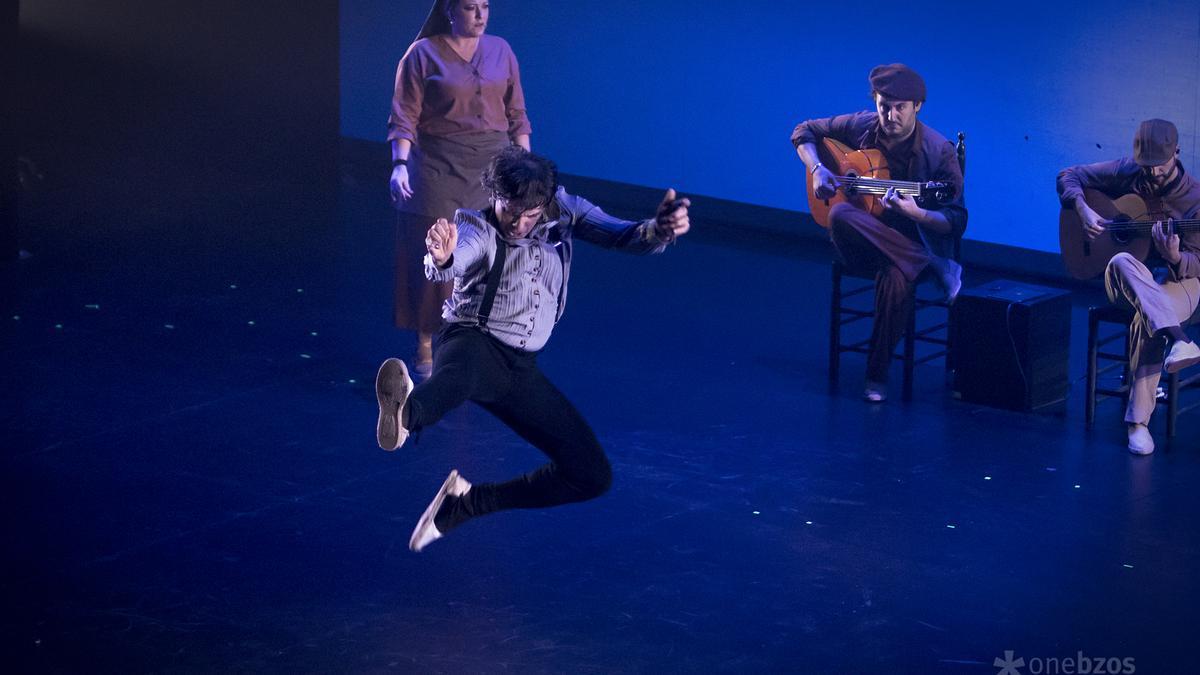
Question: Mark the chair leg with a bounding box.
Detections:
[944,304,954,378]
[1085,310,1099,427]
[902,288,916,401]
[1121,332,1132,410]
[829,264,842,389]
[1167,372,1179,438]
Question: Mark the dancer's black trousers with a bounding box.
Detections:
[405,324,613,527]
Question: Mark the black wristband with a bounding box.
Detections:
[392,158,408,167]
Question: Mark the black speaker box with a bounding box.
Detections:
[951,280,1072,412]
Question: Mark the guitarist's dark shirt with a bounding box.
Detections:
[791,110,967,260]
[1057,159,1200,280]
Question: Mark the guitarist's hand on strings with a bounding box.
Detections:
[1152,220,1182,266]
[812,164,837,199]
[1076,203,1107,241]
[882,186,925,221]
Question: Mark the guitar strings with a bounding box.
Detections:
[833,183,924,196]
[1103,219,1200,232]
[832,176,924,189]
[830,177,928,196]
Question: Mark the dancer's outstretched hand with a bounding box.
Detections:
[654,188,691,242]
[426,218,457,267]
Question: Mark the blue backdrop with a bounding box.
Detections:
[340,0,1200,254]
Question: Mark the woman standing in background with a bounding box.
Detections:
[388,0,531,375]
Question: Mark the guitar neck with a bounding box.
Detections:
[834,175,923,195]
[1105,218,1200,234]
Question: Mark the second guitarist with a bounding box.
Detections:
[792,63,967,403]
[1056,119,1200,455]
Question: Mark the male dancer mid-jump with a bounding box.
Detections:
[375,146,691,551]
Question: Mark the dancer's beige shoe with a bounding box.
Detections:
[410,470,473,552]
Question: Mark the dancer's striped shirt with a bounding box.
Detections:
[425,187,668,352]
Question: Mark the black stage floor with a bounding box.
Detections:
[4,154,1198,673]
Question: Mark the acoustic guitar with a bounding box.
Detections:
[806,137,955,228]
[1058,188,1198,280]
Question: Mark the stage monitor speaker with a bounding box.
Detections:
[951,280,1071,413]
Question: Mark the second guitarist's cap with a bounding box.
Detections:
[868,63,926,103]
[1133,119,1178,166]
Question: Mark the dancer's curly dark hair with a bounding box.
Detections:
[480,146,558,214]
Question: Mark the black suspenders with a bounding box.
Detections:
[477,231,507,329]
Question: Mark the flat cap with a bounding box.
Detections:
[869,63,926,103]
[1132,118,1178,167]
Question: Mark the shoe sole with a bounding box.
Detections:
[409,469,461,552]
[375,358,412,451]
[1165,353,1200,375]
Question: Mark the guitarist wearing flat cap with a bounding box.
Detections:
[1057,119,1200,455]
[792,63,967,403]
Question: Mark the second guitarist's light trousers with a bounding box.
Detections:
[1104,252,1200,425]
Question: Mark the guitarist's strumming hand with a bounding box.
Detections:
[812,164,837,200]
[1075,201,1107,241]
[1152,220,1182,266]
[426,217,458,268]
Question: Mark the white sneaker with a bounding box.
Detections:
[863,381,887,403]
[1165,340,1200,374]
[1127,423,1154,455]
[410,470,473,553]
[375,358,413,451]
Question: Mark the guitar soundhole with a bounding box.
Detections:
[843,171,859,196]
[1109,217,1132,245]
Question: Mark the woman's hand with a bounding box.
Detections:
[390,164,413,202]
